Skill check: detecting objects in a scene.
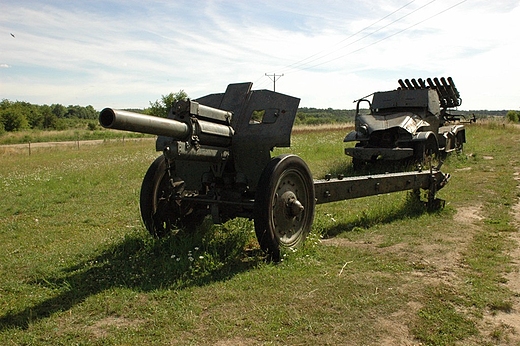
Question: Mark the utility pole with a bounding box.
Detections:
[265,73,284,92]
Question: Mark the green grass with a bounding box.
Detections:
[1,122,520,345]
[0,127,153,145]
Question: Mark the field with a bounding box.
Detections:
[1,122,520,345]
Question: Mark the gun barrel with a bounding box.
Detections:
[99,108,190,139]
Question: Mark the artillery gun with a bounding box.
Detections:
[100,82,450,261]
[344,77,466,169]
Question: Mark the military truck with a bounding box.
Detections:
[344,77,466,169]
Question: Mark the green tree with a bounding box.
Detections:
[66,105,81,118]
[0,100,9,132]
[23,102,44,129]
[506,110,519,123]
[84,105,98,119]
[1,104,29,131]
[51,104,67,118]
[41,105,59,129]
[148,90,188,118]
[64,104,97,119]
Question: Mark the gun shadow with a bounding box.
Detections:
[0,223,261,331]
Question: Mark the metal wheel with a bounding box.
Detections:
[140,155,198,238]
[254,154,315,261]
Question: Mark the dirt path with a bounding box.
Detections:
[0,137,154,154]
[320,196,520,345]
[483,172,520,344]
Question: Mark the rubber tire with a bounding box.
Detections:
[351,143,366,171]
[140,155,171,238]
[140,156,205,238]
[415,135,440,164]
[254,154,315,261]
[456,131,465,152]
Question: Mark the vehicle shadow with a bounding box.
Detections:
[0,221,262,331]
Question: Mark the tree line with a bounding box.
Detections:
[0,92,516,134]
[0,100,98,133]
[295,107,356,125]
[0,91,190,134]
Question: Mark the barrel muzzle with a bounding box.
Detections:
[99,108,190,139]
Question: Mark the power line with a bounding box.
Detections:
[265,73,284,91]
[258,0,468,88]
[280,0,420,74]
[255,1,419,89]
[298,0,468,71]
[281,0,437,74]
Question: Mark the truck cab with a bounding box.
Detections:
[344,77,465,169]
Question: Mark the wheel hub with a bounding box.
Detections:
[282,191,304,217]
[271,175,307,242]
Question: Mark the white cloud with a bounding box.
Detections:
[0,0,519,110]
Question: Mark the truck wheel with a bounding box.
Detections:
[352,158,364,171]
[254,155,315,261]
[415,135,440,166]
[351,144,366,171]
[140,155,199,238]
[456,132,465,152]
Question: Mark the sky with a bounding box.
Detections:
[1,0,519,111]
